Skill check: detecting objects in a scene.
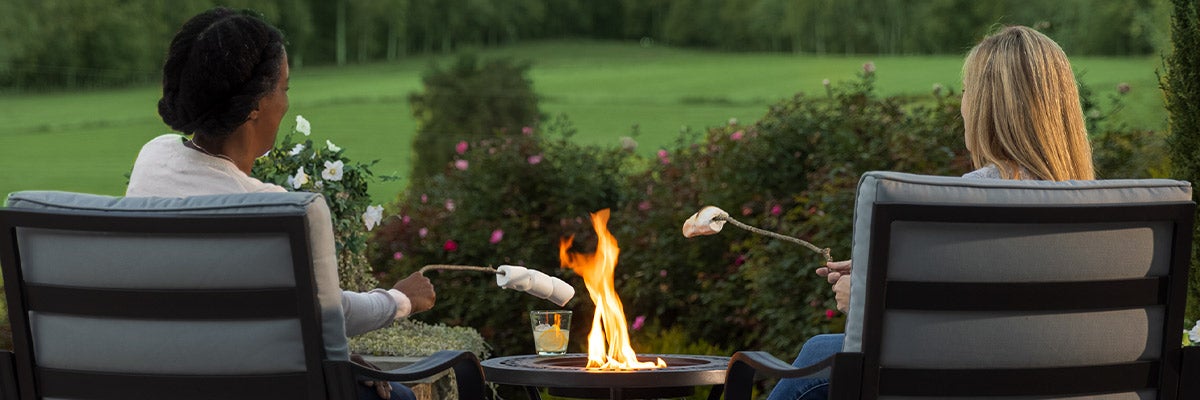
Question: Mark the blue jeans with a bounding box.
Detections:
[356,382,416,400]
[766,333,844,400]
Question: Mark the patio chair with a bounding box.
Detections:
[724,171,1198,399]
[0,191,489,400]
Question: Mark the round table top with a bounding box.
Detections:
[481,353,729,389]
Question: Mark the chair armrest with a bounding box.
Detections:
[1182,346,1200,399]
[348,350,489,400]
[724,351,837,400]
[0,351,17,400]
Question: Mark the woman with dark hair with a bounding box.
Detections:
[127,8,425,400]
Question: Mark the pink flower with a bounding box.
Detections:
[734,255,746,266]
[420,194,428,203]
[825,309,836,320]
[455,159,469,171]
[444,240,458,252]
[527,154,543,165]
[455,141,469,155]
[631,315,646,330]
[659,269,667,277]
[418,228,429,238]
[741,207,753,216]
[445,199,456,212]
[638,200,652,211]
[393,251,404,260]
[521,126,534,136]
[489,229,504,244]
[770,204,782,216]
[656,149,670,165]
[863,61,876,74]
[401,215,411,225]
[730,130,744,141]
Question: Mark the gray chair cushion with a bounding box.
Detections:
[5,191,351,374]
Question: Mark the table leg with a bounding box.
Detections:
[524,386,542,400]
[610,387,622,400]
[707,384,725,400]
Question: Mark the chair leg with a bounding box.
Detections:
[0,351,18,400]
[450,354,491,400]
[324,361,360,400]
[1180,346,1200,399]
[828,353,863,400]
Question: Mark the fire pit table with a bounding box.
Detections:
[482,354,729,400]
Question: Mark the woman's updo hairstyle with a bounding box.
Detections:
[158,7,285,138]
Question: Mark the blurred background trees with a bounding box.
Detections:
[0,0,1171,90]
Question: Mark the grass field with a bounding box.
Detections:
[0,40,1167,203]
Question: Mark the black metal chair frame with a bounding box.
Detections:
[725,201,1199,400]
[0,208,489,400]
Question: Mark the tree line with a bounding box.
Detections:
[0,0,1168,90]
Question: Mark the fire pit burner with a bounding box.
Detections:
[482,354,729,400]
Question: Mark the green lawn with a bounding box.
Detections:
[0,40,1166,204]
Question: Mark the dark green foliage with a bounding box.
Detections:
[1082,80,1170,179]
[0,0,1169,90]
[1161,0,1200,322]
[614,71,969,356]
[407,55,540,188]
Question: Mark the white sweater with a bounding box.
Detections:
[126,134,409,336]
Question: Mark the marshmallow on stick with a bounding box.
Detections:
[496,265,574,306]
[682,206,729,238]
[418,264,574,306]
[682,206,833,263]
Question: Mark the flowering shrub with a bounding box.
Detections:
[369,114,635,356]
[368,65,1166,361]
[612,68,969,356]
[253,115,389,291]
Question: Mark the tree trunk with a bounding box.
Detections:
[336,0,346,66]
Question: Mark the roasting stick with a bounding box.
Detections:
[418,264,575,307]
[682,206,833,264]
[418,264,499,275]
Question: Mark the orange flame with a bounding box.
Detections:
[559,209,666,370]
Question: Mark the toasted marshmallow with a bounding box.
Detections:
[682,206,729,238]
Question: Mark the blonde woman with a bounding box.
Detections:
[770,25,1096,400]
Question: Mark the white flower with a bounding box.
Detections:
[326,140,341,152]
[314,180,324,190]
[619,136,638,152]
[295,115,311,136]
[681,206,729,238]
[289,143,305,156]
[287,166,308,189]
[322,160,344,181]
[362,205,384,231]
[1189,321,1200,343]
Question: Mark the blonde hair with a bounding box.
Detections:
[962,26,1094,181]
